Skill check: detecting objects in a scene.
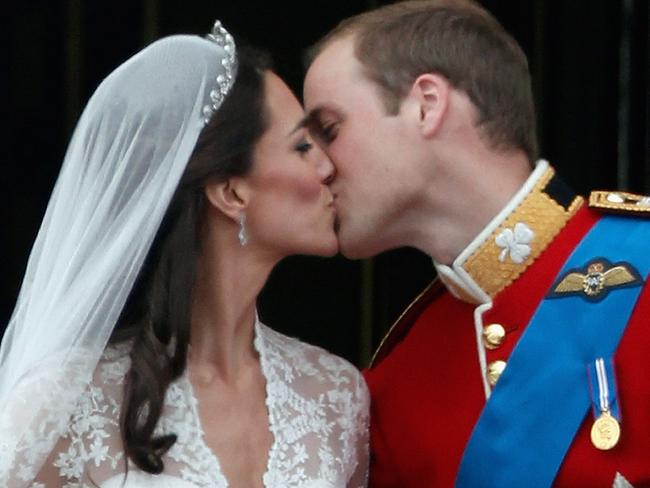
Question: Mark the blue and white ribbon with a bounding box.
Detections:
[589,357,620,420]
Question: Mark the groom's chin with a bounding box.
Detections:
[336,233,373,260]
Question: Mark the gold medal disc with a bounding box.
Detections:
[590,411,620,450]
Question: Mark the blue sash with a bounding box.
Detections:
[456,216,650,488]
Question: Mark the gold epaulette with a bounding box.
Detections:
[589,191,650,217]
[369,278,445,369]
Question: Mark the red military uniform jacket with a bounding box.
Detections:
[364,161,650,487]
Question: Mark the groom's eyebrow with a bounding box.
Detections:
[290,108,323,136]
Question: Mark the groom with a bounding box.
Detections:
[303,0,650,486]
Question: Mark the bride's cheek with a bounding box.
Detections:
[295,175,323,203]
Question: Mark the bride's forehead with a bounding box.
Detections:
[263,73,304,125]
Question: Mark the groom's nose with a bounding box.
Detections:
[315,147,336,185]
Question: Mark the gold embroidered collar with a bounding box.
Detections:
[434,160,583,304]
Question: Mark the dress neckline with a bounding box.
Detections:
[180,316,277,488]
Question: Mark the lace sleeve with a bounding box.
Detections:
[27,435,72,488]
[346,370,370,488]
[1,346,130,488]
[0,351,97,488]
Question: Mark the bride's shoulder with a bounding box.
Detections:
[54,342,132,436]
[96,340,132,384]
[3,341,131,423]
[69,342,131,421]
[257,322,368,397]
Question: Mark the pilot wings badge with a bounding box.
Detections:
[547,258,643,302]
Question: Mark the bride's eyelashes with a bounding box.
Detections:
[294,140,314,155]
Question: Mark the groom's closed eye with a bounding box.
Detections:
[315,120,339,144]
[302,108,343,147]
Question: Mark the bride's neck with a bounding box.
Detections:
[188,223,278,382]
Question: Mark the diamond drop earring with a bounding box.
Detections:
[238,213,248,246]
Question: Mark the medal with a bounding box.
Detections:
[588,357,622,450]
[590,410,620,450]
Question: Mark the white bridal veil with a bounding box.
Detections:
[0,22,236,483]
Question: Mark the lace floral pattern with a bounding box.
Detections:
[15,321,368,487]
[0,350,97,487]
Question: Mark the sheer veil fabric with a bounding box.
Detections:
[0,32,234,483]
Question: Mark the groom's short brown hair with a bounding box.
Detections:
[308,0,538,162]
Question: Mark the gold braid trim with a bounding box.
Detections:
[461,167,583,298]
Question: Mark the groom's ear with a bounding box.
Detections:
[204,177,250,221]
[409,73,450,138]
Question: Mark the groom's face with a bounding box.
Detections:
[304,36,416,259]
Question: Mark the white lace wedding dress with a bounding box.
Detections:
[9,321,369,488]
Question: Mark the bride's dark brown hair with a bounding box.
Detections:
[109,46,271,474]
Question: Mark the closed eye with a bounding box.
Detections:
[303,107,343,147]
[319,123,339,144]
[295,140,313,154]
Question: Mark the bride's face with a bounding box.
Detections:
[244,72,338,257]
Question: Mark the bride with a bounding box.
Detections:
[0,21,368,488]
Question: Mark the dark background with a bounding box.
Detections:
[2,1,648,368]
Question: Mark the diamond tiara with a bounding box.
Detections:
[202,20,237,126]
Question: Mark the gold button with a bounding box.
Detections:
[487,360,507,387]
[482,323,506,350]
